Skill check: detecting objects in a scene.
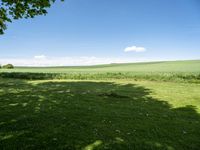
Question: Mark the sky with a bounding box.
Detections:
[0,0,200,66]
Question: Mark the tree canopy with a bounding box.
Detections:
[0,0,63,34]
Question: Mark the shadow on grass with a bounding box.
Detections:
[0,80,200,150]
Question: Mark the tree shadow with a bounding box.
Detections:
[0,80,200,150]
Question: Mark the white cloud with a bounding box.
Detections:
[34,55,46,59]
[124,46,146,52]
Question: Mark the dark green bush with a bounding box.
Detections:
[2,64,14,69]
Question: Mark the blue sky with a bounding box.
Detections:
[0,0,200,66]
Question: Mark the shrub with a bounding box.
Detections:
[2,64,14,69]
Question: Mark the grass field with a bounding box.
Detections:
[1,60,200,83]
[0,60,200,149]
[1,60,200,73]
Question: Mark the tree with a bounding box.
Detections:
[2,64,14,69]
[0,0,64,34]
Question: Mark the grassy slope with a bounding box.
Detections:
[1,60,200,73]
[0,79,200,149]
[1,60,200,83]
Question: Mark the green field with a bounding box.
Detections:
[1,60,200,83]
[0,60,200,149]
[1,60,200,73]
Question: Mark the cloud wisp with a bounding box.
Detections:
[0,56,151,67]
[34,55,46,59]
[124,46,146,52]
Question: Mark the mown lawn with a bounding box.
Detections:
[0,79,200,150]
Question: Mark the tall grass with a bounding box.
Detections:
[1,72,200,83]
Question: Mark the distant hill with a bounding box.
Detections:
[1,60,200,73]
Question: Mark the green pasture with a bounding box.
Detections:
[1,60,200,73]
[0,60,200,83]
[0,79,200,149]
[0,60,200,149]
